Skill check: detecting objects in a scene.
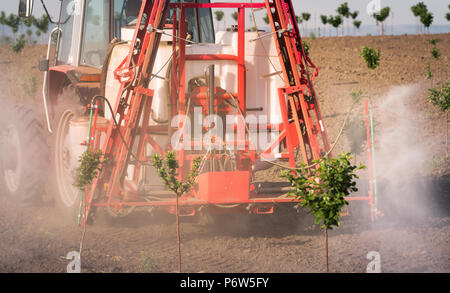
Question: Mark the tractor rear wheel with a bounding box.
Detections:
[0,104,49,205]
[48,90,85,223]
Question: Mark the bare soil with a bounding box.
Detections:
[0,34,449,273]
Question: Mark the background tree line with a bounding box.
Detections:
[0,12,50,46]
[212,1,449,37]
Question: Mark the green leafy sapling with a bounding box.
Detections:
[302,40,311,57]
[152,151,202,198]
[74,149,107,191]
[10,34,26,53]
[428,38,439,46]
[214,10,225,30]
[420,12,433,33]
[429,82,450,112]
[428,82,450,156]
[232,11,238,23]
[152,151,202,273]
[446,5,450,21]
[350,90,363,101]
[411,2,432,33]
[430,47,440,60]
[426,63,433,79]
[353,20,362,32]
[328,15,342,36]
[372,7,391,35]
[360,46,380,70]
[427,39,439,80]
[281,153,365,272]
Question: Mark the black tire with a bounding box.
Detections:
[0,104,49,205]
[47,89,86,224]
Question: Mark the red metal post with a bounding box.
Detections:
[178,7,186,170]
[237,6,246,116]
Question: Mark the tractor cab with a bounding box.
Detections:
[19,0,215,133]
[45,0,214,69]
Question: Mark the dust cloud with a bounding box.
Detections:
[337,84,450,273]
[373,84,448,222]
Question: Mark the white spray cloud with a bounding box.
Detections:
[374,84,435,221]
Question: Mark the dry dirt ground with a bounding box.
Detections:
[0,34,449,273]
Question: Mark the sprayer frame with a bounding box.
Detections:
[35,0,376,225]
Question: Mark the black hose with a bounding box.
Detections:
[90,95,152,166]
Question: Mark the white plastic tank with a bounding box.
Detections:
[105,28,285,157]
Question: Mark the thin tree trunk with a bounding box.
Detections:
[176,194,181,273]
[325,228,329,273]
[346,19,349,36]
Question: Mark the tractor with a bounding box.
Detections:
[1,0,345,225]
